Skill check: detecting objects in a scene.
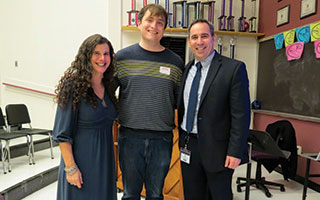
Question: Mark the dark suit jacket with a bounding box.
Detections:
[178,52,251,172]
[265,120,297,180]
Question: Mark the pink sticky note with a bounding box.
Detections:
[315,40,320,58]
[286,42,304,61]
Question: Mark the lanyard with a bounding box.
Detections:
[184,134,190,149]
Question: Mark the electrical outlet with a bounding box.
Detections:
[297,145,302,155]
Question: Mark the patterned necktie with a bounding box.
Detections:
[186,62,202,133]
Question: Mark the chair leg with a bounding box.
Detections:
[236,162,254,200]
[237,177,248,182]
[255,162,286,197]
[238,179,256,188]
[6,140,12,173]
[263,179,285,187]
[257,182,272,198]
[254,163,271,197]
[237,162,285,198]
[263,180,285,192]
[255,162,262,179]
[48,132,54,159]
[31,136,35,164]
[245,162,252,200]
[27,136,32,165]
[27,135,35,165]
[1,141,8,174]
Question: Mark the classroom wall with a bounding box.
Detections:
[0,0,112,129]
[256,0,320,184]
[259,0,320,37]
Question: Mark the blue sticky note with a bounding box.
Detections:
[296,26,311,43]
[274,33,284,50]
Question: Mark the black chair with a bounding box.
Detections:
[238,142,253,200]
[0,107,31,174]
[236,129,291,198]
[5,104,54,164]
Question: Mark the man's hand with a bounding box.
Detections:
[224,155,241,169]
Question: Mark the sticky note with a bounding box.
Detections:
[296,26,310,43]
[310,22,320,42]
[274,33,284,50]
[284,29,296,47]
[315,40,320,59]
[286,42,304,61]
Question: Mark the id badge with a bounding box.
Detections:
[159,66,171,75]
[180,147,191,164]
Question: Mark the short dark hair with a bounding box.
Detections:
[188,19,215,38]
[138,4,168,28]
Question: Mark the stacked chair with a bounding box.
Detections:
[0,104,54,174]
[5,104,54,165]
[0,107,31,174]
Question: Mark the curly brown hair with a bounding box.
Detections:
[55,34,118,110]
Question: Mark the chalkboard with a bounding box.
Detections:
[256,39,320,118]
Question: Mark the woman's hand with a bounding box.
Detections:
[59,142,83,189]
[66,169,83,189]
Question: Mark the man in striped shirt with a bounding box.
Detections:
[114,4,184,200]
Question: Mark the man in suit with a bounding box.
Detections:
[178,19,251,200]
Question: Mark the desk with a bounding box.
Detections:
[300,153,320,200]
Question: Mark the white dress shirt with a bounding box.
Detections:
[181,51,215,134]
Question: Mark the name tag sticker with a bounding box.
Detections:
[180,147,191,164]
[160,66,170,75]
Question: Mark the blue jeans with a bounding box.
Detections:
[118,127,173,200]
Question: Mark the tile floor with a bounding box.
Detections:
[1,140,319,200]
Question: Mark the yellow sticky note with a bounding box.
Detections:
[284,29,296,47]
[310,22,320,42]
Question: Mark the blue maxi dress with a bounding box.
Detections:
[52,93,117,200]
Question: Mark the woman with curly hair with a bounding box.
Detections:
[52,34,118,200]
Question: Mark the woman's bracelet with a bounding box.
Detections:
[64,164,79,176]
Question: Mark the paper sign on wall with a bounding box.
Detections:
[274,33,284,50]
[286,42,304,61]
[296,25,311,43]
[315,40,320,59]
[284,29,296,47]
[310,22,320,42]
